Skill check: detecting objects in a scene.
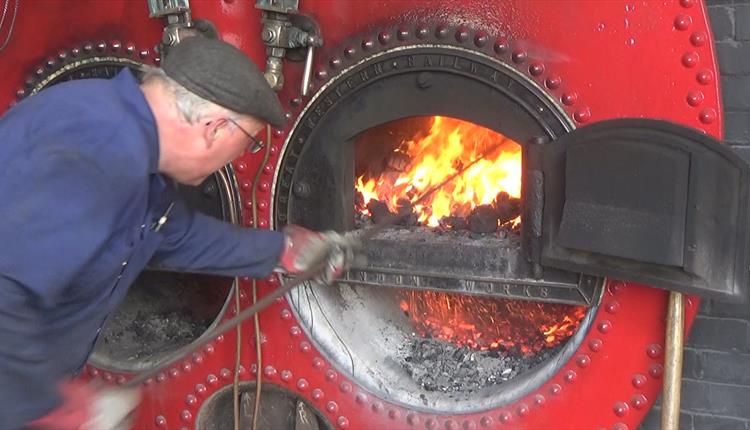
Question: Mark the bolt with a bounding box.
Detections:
[262,28,275,43]
[202,182,218,198]
[292,181,311,198]
[416,72,432,89]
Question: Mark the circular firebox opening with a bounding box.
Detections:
[274,44,601,412]
[22,56,243,372]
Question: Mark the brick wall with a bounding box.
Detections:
[640,1,750,428]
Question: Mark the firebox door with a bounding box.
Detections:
[541,118,750,302]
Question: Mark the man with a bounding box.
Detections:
[0,36,355,429]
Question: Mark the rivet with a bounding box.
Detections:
[446,419,459,430]
[24,77,34,89]
[674,14,692,31]
[529,63,545,76]
[697,69,714,85]
[355,393,368,405]
[378,31,391,45]
[154,57,161,66]
[605,300,620,314]
[326,369,338,382]
[238,365,247,376]
[576,354,591,368]
[614,401,629,417]
[313,357,325,368]
[327,401,339,413]
[71,47,81,57]
[574,107,591,123]
[291,97,303,106]
[389,409,400,419]
[204,344,215,354]
[96,41,107,51]
[264,366,277,378]
[474,32,488,47]
[240,179,252,191]
[169,368,180,378]
[597,320,612,334]
[244,219,254,227]
[83,43,94,53]
[312,388,324,400]
[649,364,664,379]
[534,394,546,406]
[589,339,603,352]
[455,27,470,43]
[680,0,695,7]
[646,344,663,359]
[315,69,328,81]
[281,309,292,320]
[499,412,512,423]
[57,50,68,61]
[340,381,353,393]
[688,90,707,106]
[236,162,247,172]
[613,423,628,430]
[463,420,477,430]
[372,401,384,412]
[207,374,219,386]
[516,404,529,417]
[290,326,302,337]
[258,219,269,227]
[631,394,648,410]
[103,372,113,382]
[397,27,410,41]
[426,418,439,429]
[564,370,577,383]
[155,415,167,427]
[180,410,193,423]
[300,341,312,353]
[156,373,166,383]
[561,92,578,106]
[690,30,707,47]
[111,40,122,51]
[493,38,509,55]
[435,25,449,39]
[258,181,271,192]
[195,383,207,396]
[139,49,150,59]
[329,57,342,69]
[408,413,420,426]
[416,25,430,39]
[550,383,562,395]
[273,129,284,138]
[337,416,350,429]
[186,394,197,406]
[480,416,492,427]
[35,67,44,77]
[682,51,699,68]
[281,369,293,382]
[699,107,717,124]
[89,367,100,378]
[344,46,356,58]
[144,378,154,385]
[125,43,136,54]
[116,376,126,385]
[511,50,527,64]
[545,76,562,89]
[220,368,232,380]
[361,38,375,51]
[270,145,279,155]
[297,378,309,390]
[250,364,258,374]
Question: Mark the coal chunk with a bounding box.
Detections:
[367,199,394,224]
[493,192,521,224]
[467,205,498,233]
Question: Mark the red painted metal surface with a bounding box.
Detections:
[0,0,719,428]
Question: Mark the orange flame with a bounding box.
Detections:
[356,116,522,226]
[401,291,587,356]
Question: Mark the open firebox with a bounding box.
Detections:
[273,44,750,413]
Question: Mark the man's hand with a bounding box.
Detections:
[28,380,140,430]
[279,225,359,283]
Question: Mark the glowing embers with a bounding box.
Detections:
[355,116,522,232]
[399,290,587,392]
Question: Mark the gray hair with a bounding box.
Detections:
[139,65,241,124]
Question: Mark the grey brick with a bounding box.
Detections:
[737,6,750,41]
[706,0,737,6]
[681,379,750,419]
[724,112,750,144]
[640,406,693,430]
[683,348,702,379]
[691,350,750,385]
[701,298,750,320]
[720,76,750,109]
[687,316,750,352]
[694,413,750,429]
[715,41,750,74]
[709,6,734,41]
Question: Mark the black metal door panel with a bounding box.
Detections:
[541,118,750,302]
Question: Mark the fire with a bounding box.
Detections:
[355,116,522,227]
[400,291,587,356]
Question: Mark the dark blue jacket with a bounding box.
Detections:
[0,70,284,428]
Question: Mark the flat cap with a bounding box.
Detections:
[162,36,285,127]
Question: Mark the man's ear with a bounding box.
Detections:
[202,117,226,148]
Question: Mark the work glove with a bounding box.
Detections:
[28,380,140,430]
[278,225,360,284]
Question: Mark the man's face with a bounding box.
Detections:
[180,115,265,186]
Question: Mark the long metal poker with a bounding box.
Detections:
[125,140,506,387]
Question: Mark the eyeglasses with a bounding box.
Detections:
[227,118,264,154]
